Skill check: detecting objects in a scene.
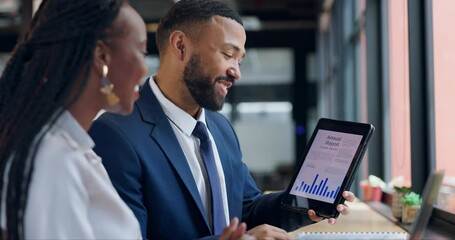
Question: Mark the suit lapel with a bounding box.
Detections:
[136,79,211,231]
[206,115,234,220]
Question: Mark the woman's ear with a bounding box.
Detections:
[93,41,111,75]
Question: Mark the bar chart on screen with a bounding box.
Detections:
[293,172,343,203]
[290,129,363,203]
[294,174,341,200]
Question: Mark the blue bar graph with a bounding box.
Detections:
[294,174,341,200]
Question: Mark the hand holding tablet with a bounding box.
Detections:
[281,118,375,219]
[307,191,356,224]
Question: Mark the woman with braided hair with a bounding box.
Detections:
[0,0,148,238]
[0,0,248,239]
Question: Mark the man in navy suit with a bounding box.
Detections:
[89,0,355,239]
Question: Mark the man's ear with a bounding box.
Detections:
[93,41,111,75]
[169,31,189,61]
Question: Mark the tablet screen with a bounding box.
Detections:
[281,118,374,218]
[289,130,363,204]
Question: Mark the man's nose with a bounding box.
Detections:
[227,66,241,81]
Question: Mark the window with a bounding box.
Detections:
[227,48,296,191]
[387,0,411,186]
[431,0,455,214]
[0,0,19,15]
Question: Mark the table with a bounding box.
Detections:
[290,201,407,238]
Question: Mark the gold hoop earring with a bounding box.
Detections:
[100,65,119,106]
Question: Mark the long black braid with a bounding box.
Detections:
[0,0,126,238]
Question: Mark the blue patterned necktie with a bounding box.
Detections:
[193,121,226,234]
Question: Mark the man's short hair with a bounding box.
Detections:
[156,0,243,55]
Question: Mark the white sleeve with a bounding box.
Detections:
[24,148,95,239]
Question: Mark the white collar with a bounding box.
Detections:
[148,76,207,136]
[53,110,94,150]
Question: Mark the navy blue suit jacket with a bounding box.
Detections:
[89,80,310,239]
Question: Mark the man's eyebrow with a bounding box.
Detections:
[225,43,246,58]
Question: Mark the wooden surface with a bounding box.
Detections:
[290,201,407,238]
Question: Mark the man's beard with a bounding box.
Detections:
[183,54,233,111]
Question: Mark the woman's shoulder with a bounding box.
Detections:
[34,126,94,176]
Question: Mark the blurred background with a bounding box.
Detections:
[1,0,454,221]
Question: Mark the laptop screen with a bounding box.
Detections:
[408,170,445,240]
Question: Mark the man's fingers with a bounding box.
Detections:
[247,224,291,240]
[219,217,241,240]
[308,210,323,222]
[342,191,356,202]
[337,204,350,215]
[231,223,247,239]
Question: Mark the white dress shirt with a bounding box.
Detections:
[149,77,230,226]
[15,111,141,239]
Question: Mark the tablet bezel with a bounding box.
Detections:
[281,118,375,218]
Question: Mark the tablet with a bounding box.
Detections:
[281,118,375,219]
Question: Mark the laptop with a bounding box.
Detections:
[407,170,445,240]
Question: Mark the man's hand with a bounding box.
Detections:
[219,217,249,240]
[307,191,356,224]
[247,224,290,240]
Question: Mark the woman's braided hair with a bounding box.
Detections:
[0,0,126,238]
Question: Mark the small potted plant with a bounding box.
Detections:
[401,192,421,223]
[392,186,412,219]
